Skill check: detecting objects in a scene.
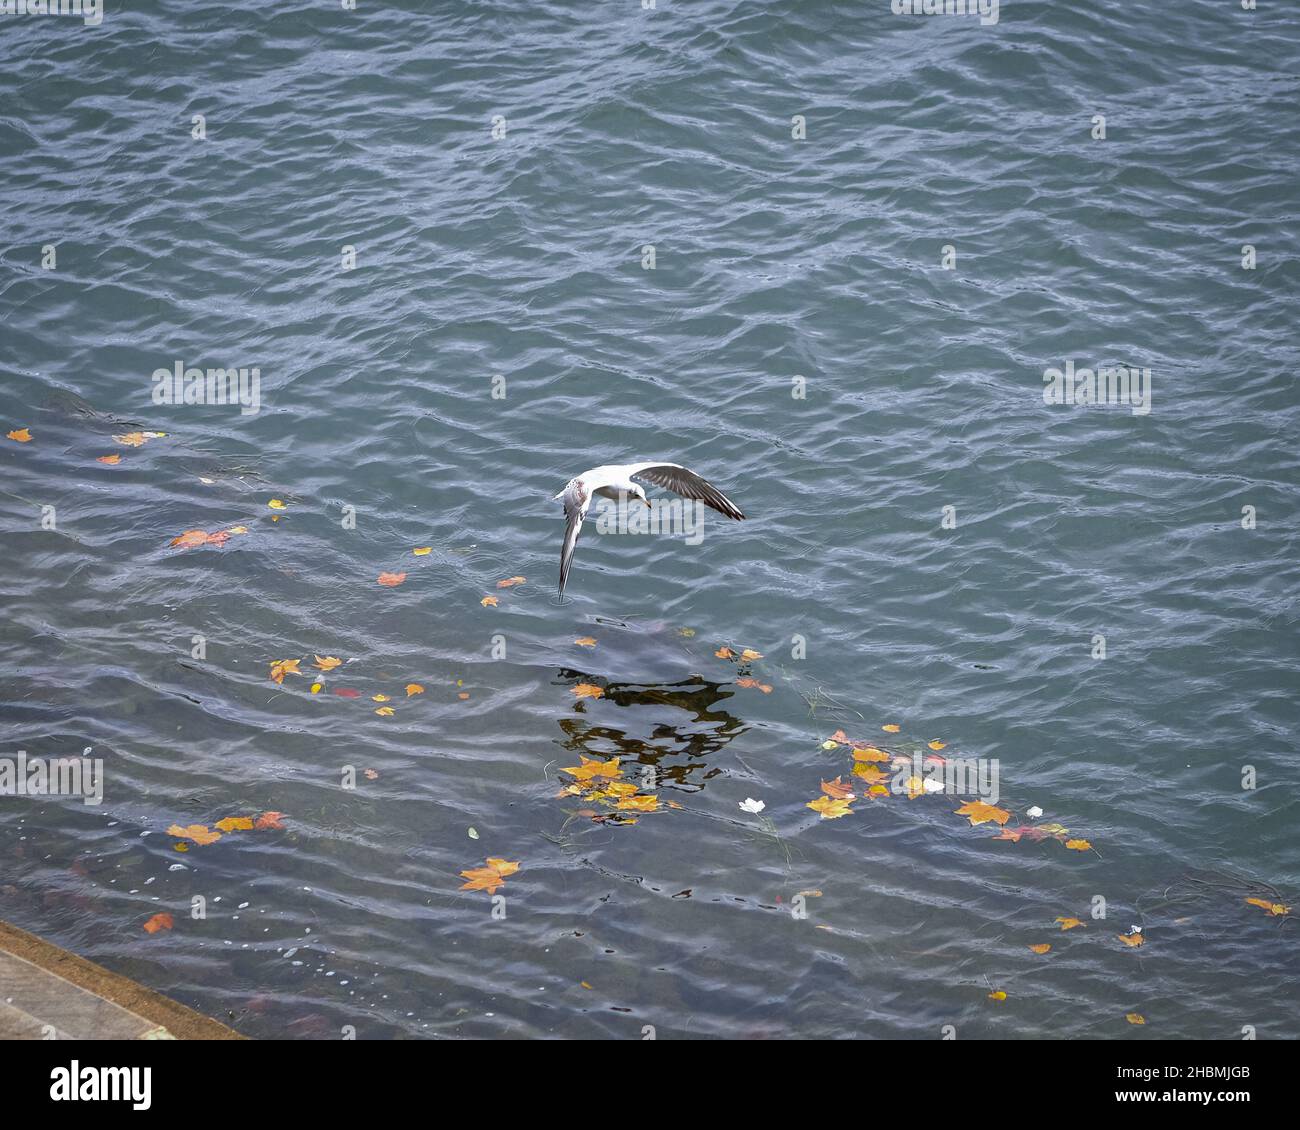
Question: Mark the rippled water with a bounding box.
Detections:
[2,1,1298,1039]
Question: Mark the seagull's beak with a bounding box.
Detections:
[642,498,651,508]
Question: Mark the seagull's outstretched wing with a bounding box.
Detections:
[558,478,590,597]
[628,462,746,521]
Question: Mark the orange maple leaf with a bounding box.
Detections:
[459,857,521,894]
[405,683,424,696]
[852,746,890,763]
[496,576,526,588]
[715,647,735,659]
[574,637,597,647]
[1118,933,1144,947]
[254,811,286,830]
[1028,943,1052,955]
[214,816,254,832]
[954,800,1011,826]
[170,529,212,549]
[269,658,301,684]
[807,795,852,819]
[821,776,854,800]
[377,571,407,587]
[143,912,173,934]
[313,655,342,671]
[7,427,32,442]
[571,683,604,699]
[114,431,147,447]
[1065,839,1092,851]
[560,756,622,783]
[480,594,499,607]
[1056,917,1085,931]
[736,677,773,693]
[616,794,659,813]
[96,453,121,464]
[881,723,901,733]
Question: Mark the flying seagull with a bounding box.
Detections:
[553,461,746,597]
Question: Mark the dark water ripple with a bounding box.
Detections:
[1,1,1298,1038]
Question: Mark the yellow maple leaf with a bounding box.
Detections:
[269,658,301,684]
[574,637,597,648]
[852,746,890,763]
[988,990,1007,1001]
[215,816,255,833]
[1065,839,1092,851]
[375,706,395,716]
[571,683,604,699]
[373,694,390,702]
[928,739,946,751]
[560,756,622,783]
[807,795,852,819]
[114,431,146,447]
[955,800,1011,826]
[412,546,432,556]
[405,683,425,696]
[314,655,342,671]
[167,823,222,846]
[480,594,499,607]
[268,498,286,510]
[852,763,888,784]
[1028,943,1052,955]
[616,794,659,813]
[310,683,322,694]
[902,775,926,800]
[739,648,763,660]
[1126,1013,1145,1025]
[881,723,901,733]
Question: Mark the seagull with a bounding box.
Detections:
[553,461,746,597]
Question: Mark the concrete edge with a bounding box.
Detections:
[0,920,245,1040]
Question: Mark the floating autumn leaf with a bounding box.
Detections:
[1065,839,1092,851]
[269,658,301,685]
[114,431,146,447]
[310,683,322,694]
[1118,933,1144,947]
[254,811,286,830]
[7,427,32,442]
[364,769,378,779]
[405,683,424,696]
[313,655,342,671]
[333,687,361,698]
[715,647,735,659]
[214,816,254,833]
[480,594,499,607]
[739,648,763,661]
[459,857,521,895]
[227,525,248,535]
[143,913,173,935]
[1244,897,1291,917]
[170,529,209,549]
[574,637,597,648]
[735,677,772,693]
[373,693,390,702]
[168,823,222,846]
[571,683,604,700]
[821,776,854,800]
[1056,917,1084,931]
[561,756,622,784]
[928,740,946,751]
[902,775,926,800]
[881,723,900,733]
[988,990,1007,1002]
[267,498,286,510]
[412,546,432,556]
[852,746,890,763]
[496,576,526,588]
[1028,943,1052,955]
[378,571,407,587]
[807,795,852,820]
[616,794,659,813]
[955,800,1011,827]
[375,706,395,716]
[96,453,121,464]
[457,691,470,700]
[821,740,839,750]
[852,763,888,784]
[1126,1013,1145,1025]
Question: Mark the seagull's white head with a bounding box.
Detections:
[628,483,650,507]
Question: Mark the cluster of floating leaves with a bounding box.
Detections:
[167,810,286,852]
[267,654,429,715]
[803,725,1097,855]
[555,753,680,826]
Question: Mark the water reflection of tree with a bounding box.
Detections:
[555,672,747,793]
